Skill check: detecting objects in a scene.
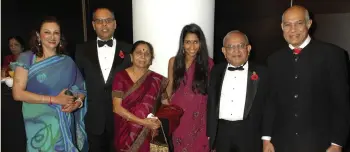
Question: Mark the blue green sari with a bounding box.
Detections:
[11,51,88,152]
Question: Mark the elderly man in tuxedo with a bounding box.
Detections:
[262,5,350,152]
[207,30,268,152]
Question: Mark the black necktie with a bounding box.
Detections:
[98,39,113,47]
[228,66,244,71]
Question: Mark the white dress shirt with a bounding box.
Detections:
[219,62,249,121]
[97,37,116,82]
[288,35,311,50]
[262,35,340,147]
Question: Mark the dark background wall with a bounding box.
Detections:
[1,0,349,63]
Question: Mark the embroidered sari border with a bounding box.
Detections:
[112,90,124,99]
[127,128,150,152]
[123,70,151,99]
[28,55,65,79]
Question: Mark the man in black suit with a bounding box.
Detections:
[207,30,268,152]
[262,5,350,152]
[75,7,132,152]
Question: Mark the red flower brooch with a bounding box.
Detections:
[251,71,259,81]
[119,50,124,58]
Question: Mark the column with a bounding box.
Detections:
[132,0,215,76]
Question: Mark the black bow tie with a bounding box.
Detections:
[98,39,113,47]
[228,66,244,71]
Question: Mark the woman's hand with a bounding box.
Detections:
[142,118,160,130]
[52,89,74,105]
[61,102,81,113]
[62,94,84,113]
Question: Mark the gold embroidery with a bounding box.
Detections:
[123,70,151,99]
[112,90,124,98]
[127,128,150,152]
[160,78,169,100]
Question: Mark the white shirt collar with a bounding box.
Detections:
[97,37,114,41]
[289,35,311,49]
[227,62,249,69]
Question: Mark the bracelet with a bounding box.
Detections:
[76,98,83,108]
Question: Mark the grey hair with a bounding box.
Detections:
[92,8,115,20]
[281,7,310,22]
[222,30,249,46]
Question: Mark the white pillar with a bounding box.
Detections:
[132,0,215,77]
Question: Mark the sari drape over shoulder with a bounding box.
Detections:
[112,70,168,152]
[10,51,88,152]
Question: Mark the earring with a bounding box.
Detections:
[59,43,62,47]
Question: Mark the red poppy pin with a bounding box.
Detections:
[119,50,124,58]
[251,71,259,81]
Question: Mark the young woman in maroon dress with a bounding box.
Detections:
[167,23,214,152]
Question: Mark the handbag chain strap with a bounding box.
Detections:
[151,121,168,146]
[160,122,168,145]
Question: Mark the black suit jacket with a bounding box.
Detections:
[263,40,350,152]
[206,62,268,149]
[75,40,132,135]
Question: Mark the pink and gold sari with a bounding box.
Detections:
[112,70,168,152]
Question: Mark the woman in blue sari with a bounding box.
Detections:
[11,16,88,152]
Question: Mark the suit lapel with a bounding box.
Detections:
[243,62,259,119]
[87,41,105,84]
[215,63,228,112]
[105,42,124,85]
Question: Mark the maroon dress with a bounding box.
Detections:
[171,58,214,152]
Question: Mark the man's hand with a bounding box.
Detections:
[263,140,275,152]
[326,145,342,152]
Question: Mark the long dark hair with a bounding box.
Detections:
[173,23,209,95]
[32,16,66,57]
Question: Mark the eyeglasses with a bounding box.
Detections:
[282,21,307,31]
[224,44,247,51]
[94,18,115,24]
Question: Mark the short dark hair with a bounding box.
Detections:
[32,16,66,57]
[8,36,25,49]
[92,7,115,20]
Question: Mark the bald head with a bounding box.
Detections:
[281,5,312,47]
[282,5,310,23]
[221,30,251,66]
[223,30,249,46]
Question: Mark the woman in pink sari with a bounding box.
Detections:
[112,40,168,152]
[167,23,214,152]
